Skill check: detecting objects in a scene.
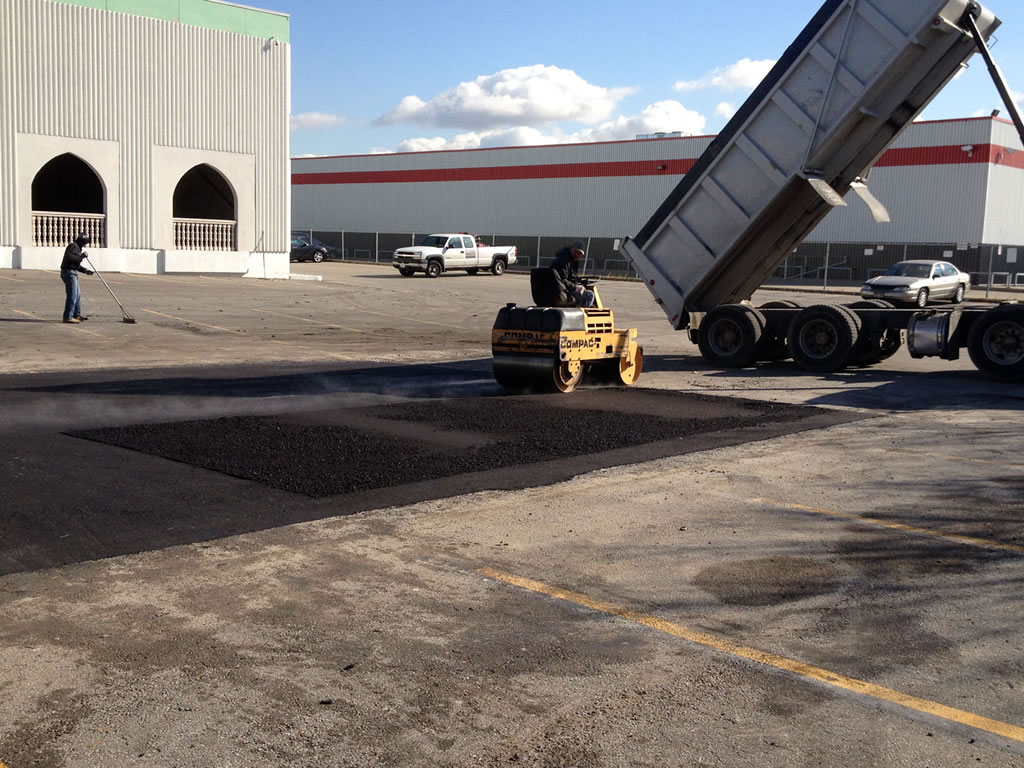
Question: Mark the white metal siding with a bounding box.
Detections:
[983,118,1024,244]
[0,0,289,251]
[292,137,713,237]
[292,119,1024,247]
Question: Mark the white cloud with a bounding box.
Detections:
[290,112,346,132]
[715,102,737,120]
[376,64,635,130]
[674,58,775,92]
[394,100,706,153]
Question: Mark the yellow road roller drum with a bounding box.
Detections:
[491,281,643,393]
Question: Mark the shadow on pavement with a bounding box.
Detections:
[643,354,1024,412]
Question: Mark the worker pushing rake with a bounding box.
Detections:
[60,232,137,324]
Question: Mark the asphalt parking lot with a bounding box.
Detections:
[1,262,1023,767]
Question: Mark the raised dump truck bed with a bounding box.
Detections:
[620,0,998,327]
[619,0,1024,382]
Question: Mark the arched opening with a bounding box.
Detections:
[31,153,106,247]
[172,164,237,250]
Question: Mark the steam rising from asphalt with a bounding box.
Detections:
[1,372,500,433]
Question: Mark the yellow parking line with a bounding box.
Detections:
[0,274,24,282]
[140,309,243,334]
[12,309,104,337]
[925,452,1024,471]
[357,307,465,330]
[268,338,353,361]
[320,278,415,295]
[251,308,364,333]
[754,498,1024,553]
[478,567,1024,745]
[123,272,195,285]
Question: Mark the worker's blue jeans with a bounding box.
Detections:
[61,269,81,320]
[573,284,596,307]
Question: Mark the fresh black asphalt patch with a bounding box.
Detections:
[67,391,836,498]
[2,363,863,575]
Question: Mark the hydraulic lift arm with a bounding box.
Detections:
[965,6,1024,147]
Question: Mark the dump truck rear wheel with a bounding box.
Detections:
[845,301,901,367]
[697,305,764,368]
[787,304,860,373]
[967,305,1024,380]
[754,300,796,362]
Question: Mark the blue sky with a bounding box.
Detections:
[270,0,1024,158]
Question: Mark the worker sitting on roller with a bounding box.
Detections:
[550,239,595,308]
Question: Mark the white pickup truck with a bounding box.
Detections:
[393,234,518,278]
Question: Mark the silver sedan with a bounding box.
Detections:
[860,259,970,307]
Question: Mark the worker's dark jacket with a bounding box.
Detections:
[61,242,89,272]
[550,246,580,285]
[529,246,581,307]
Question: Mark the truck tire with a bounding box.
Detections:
[967,305,1024,381]
[845,300,901,367]
[467,268,479,275]
[697,304,764,368]
[426,260,443,278]
[787,304,860,373]
[848,299,893,309]
[755,300,799,361]
[491,259,506,276]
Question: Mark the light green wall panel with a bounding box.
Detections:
[53,0,290,41]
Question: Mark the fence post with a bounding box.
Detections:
[375,232,379,263]
[536,236,541,267]
[823,242,830,288]
[341,231,345,262]
[986,244,997,300]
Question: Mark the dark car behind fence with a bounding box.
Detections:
[295,229,1024,290]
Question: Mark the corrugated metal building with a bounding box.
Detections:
[292,116,1024,286]
[0,0,291,278]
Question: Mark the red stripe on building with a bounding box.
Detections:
[292,144,1024,185]
[873,143,1024,168]
[292,159,696,185]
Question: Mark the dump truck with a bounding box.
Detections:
[620,0,1024,381]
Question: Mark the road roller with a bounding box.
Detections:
[491,276,643,393]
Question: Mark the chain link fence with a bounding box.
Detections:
[295,229,1024,289]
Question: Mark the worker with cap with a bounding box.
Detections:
[550,238,595,308]
[60,232,94,323]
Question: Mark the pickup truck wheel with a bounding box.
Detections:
[491,259,506,276]
[426,260,443,278]
[467,268,479,275]
[398,267,414,277]
[697,305,764,368]
[953,284,965,304]
[915,288,929,308]
[787,304,860,373]
[967,305,1024,380]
